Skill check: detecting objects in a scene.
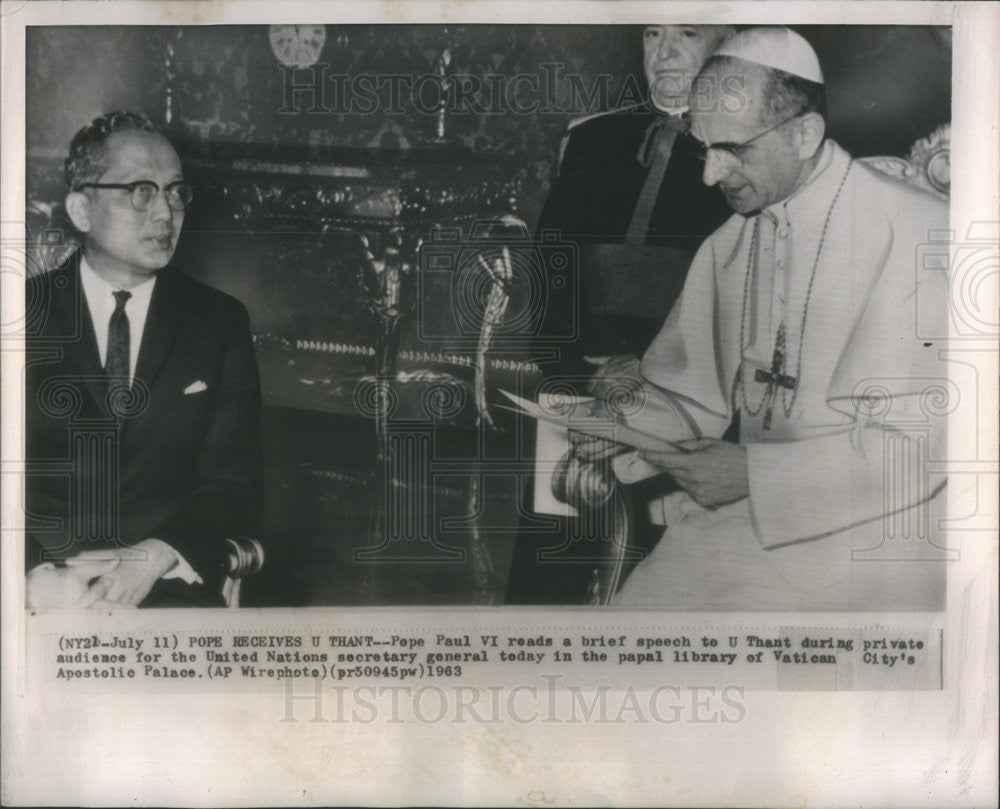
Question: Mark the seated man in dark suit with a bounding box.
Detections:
[508,25,735,604]
[25,111,262,609]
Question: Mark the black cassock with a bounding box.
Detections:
[534,102,732,377]
[508,103,732,604]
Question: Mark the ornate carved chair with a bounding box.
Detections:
[549,442,638,605]
[858,124,951,201]
[221,536,266,607]
[557,124,951,605]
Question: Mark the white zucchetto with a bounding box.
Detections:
[714,27,824,84]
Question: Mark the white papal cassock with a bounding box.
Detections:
[613,140,950,610]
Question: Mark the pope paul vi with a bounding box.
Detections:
[599,28,949,610]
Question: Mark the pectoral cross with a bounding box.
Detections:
[753,324,797,430]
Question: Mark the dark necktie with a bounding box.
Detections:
[106,290,132,382]
[625,113,686,245]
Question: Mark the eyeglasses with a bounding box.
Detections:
[692,112,802,168]
[74,180,194,212]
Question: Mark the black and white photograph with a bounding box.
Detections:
[2,1,996,806]
[19,20,955,610]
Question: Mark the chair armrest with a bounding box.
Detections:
[551,448,637,605]
[221,536,265,608]
[859,123,950,199]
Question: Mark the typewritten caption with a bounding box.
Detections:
[37,621,943,690]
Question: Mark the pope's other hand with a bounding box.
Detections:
[641,438,749,508]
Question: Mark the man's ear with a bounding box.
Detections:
[795,112,826,159]
[64,191,91,233]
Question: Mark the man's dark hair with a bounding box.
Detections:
[64,111,163,190]
[701,54,826,124]
[760,65,826,122]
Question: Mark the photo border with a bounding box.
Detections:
[2,2,996,806]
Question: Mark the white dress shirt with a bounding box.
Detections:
[79,256,156,383]
[78,256,201,586]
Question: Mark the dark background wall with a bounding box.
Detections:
[27,25,951,228]
[28,25,643,229]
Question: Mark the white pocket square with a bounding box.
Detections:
[184,380,208,395]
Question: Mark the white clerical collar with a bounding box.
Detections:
[762,139,838,220]
[653,105,688,118]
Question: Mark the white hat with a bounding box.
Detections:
[714,27,824,84]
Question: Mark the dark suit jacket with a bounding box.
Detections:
[25,256,263,591]
[535,104,732,375]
